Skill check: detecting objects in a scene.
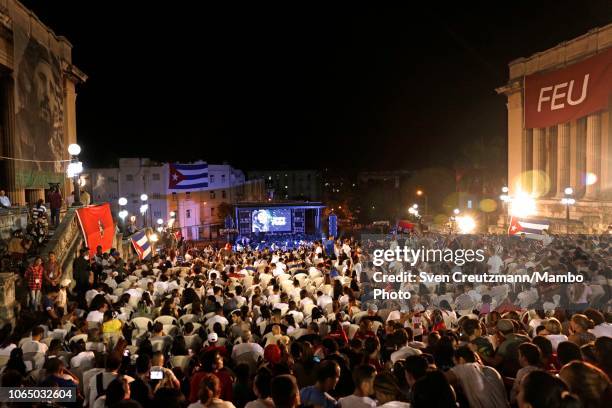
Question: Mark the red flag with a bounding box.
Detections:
[76,203,115,256]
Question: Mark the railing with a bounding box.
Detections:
[39,208,83,280]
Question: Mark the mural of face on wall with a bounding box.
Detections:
[15,37,64,174]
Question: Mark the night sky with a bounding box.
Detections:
[20,1,612,172]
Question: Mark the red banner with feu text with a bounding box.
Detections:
[524,47,612,129]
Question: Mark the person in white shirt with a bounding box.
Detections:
[0,190,11,208]
[21,326,48,354]
[487,253,504,274]
[585,309,612,338]
[338,364,377,408]
[86,303,109,325]
[316,291,333,310]
[232,330,264,362]
[206,305,229,332]
[390,328,422,363]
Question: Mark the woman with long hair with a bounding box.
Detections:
[559,361,612,408]
[568,314,596,346]
[518,370,581,408]
[373,372,410,408]
[188,372,236,408]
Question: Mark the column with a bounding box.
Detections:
[546,126,557,197]
[556,123,571,197]
[1,77,25,206]
[570,118,587,198]
[521,129,533,192]
[585,113,601,199]
[532,128,546,196]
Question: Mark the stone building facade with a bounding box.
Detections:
[497,24,612,232]
[0,0,86,206]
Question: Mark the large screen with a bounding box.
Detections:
[251,208,292,233]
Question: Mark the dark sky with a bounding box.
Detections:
[21,1,612,171]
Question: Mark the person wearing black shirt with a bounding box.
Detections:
[130,355,154,406]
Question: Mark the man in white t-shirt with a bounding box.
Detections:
[232,330,264,362]
[487,253,503,274]
[21,326,48,354]
[338,364,376,408]
[86,303,108,325]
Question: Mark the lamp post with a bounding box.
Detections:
[67,144,83,206]
[117,197,128,233]
[500,186,510,230]
[416,189,428,216]
[140,193,149,228]
[561,187,575,234]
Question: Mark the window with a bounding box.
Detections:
[186,192,191,199]
[172,192,177,201]
[186,209,191,219]
[210,207,215,216]
[210,191,216,199]
[221,174,226,183]
[152,173,160,181]
[222,190,226,199]
[154,211,161,217]
[126,175,134,181]
[210,175,215,184]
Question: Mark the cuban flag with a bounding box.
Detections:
[508,217,550,240]
[131,230,152,260]
[168,162,208,190]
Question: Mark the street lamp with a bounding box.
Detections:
[118,197,128,206]
[500,187,511,229]
[140,194,149,227]
[416,190,428,216]
[561,187,576,234]
[67,143,83,206]
[453,208,460,215]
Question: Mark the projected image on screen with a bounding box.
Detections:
[251,209,291,232]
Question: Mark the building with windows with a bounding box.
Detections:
[83,159,266,240]
[496,23,611,232]
[247,170,321,201]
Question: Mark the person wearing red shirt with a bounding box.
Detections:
[25,256,44,310]
[189,349,233,403]
[326,320,349,346]
[354,318,376,341]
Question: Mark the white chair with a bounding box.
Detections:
[130,317,153,340]
[347,324,360,340]
[289,328,306,339]
[163,324,179,336]
[69,334,88,344]
[155,315,178,326]
[184,334,202,350]
[179,314,196,326]
[41,337,54,348]
[303,303,316,317]
[151,339,167,353]
[170,355,190,371]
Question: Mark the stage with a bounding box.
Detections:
[234,202,326,243]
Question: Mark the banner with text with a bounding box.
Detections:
[524,47,612,129]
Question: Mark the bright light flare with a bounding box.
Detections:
[118,197,128,206]
[509,192,536,217]
[586,173,598,186]
[456,215,476,234]
[118,210,128,220]
[139,204,149,214]
[149,233,158,243]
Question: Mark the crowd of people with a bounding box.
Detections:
[0,231,610,408]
